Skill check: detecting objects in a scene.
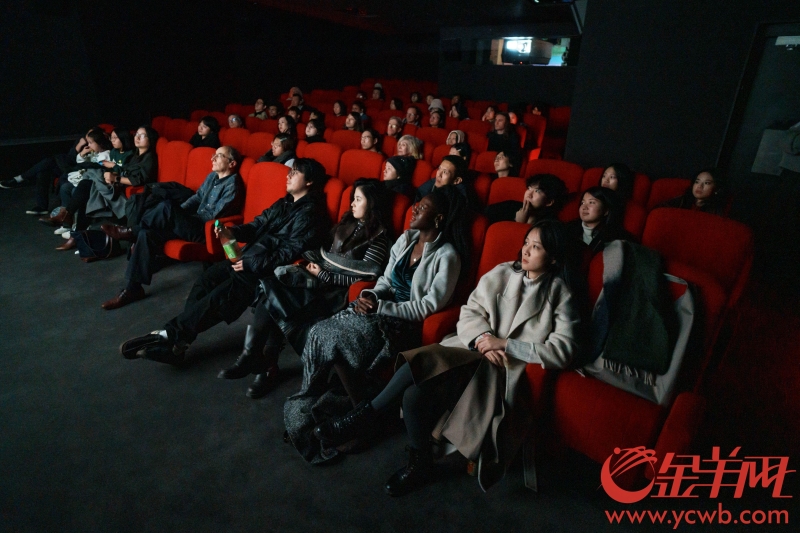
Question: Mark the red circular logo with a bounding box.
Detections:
[601,446,658,503]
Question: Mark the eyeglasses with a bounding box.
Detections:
[211,153,232,161]
[134,133,148,139]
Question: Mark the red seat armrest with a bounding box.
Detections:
[348,280,376,302]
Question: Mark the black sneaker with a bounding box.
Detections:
[25,207,49,215]
[0,179,24,189]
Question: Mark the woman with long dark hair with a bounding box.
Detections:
[598,163,634,205]
[566,186,631,254]
[284,186,471,464]
[219,179,393,398]
[660,168,728,216]
[258,133,295,167]
[315,219,581,495]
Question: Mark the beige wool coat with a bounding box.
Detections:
[401,262,581,491]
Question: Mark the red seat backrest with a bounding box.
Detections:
[98,123,114,134]
[487,177,525,205]
[646,178,691,210]
[474,151,498,174]
[547,106,571,135]
[242,163,289,223]
[416,127,449,148]
[523,114,547,148]
[259,119,279,135]
[190,110,209,123]
[159,141,192,185]
[296,139,308,158]
[210,112,227,126]
[304,142,342,179]
[431,144,451,169]
[181,121,198,143]
[477,221,530,278]
[151,116,170,137]
[245,116,262,132]
[224,103,238,115]
[459,119,491,136]
[324,178,345,224]
[330,130,363,152]
[642,207,754,308]
[155,137,169,171]
[164,118,188,142]
[338,149,385,186]
[219,128,250,154]
[238,157,255,185]
[185,147,216,190]
[296,123,306,140]
[412,159,433,188]
[243,132,274,161]
[524,159,584,194]
[622,203,647,240]
[332,116,347,131]
[381,135,397,157]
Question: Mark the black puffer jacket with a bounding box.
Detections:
[230,193,329,278]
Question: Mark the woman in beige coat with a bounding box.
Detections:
[314,219,582,496]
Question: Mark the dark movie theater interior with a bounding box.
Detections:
[1,0,799,531]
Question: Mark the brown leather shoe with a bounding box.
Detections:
[56,237,77,251]
[39,207,73,227]
[101,287,146,310]
[101,223,134,241]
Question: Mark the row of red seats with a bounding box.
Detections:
[153,113,540,156]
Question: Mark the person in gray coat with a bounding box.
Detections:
[315,219,581,496]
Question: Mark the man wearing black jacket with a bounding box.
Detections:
[119,158,329,366]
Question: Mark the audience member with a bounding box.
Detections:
[100,146,245,309]
[189,116,221,148]
[258,133,296,167]
[382,155,416,200]
[485,173,567,226]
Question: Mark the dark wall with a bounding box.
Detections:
[565,0,800,178]
[1,0,366,141]
[361,33,439,83]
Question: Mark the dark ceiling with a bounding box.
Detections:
[248,0,584,35]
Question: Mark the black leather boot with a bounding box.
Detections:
[246,365,280,399]
[384,445,434,497]
[217,326,267,379]
[313,400,376,446]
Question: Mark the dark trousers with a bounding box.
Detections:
[165,260,260,345]
[125,200,206,285]
[32,154,72,210]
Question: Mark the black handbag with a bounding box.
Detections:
[72,229,122,263]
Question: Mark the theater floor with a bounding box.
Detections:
[1,183,797,532]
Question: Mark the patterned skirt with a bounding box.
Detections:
[283,308,420,463]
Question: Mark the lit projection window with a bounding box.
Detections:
[490,37,571,66]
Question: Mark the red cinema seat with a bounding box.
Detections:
[151,116,170,136]
[190,110,210,123]
[459,119,491,138]
[622,203,647,240]
[331,116,347,131]
[646,178,691,210]
[243,132,274,161]
[98,123,115,134]
[642,208,753,310]
[238,157,255,184]
[331,130,364,152]
[181,121,198,143]
[473,174,491,207]
[259,119,279,135]
[524,159,584,194]
[224,103,238,115]
[304,142,342,179]
[338,149,385,186]
[295,140,308,158]
[210,112,227,126]
[158,141,192,185]
[487,177,525,205]
[416,127,449,148]
[245,116,263,132]
[219,128,250,154]
[323,178,346,224]
[474,151,498,174]
[381,136,397,157]
[296,124,306,141]
[164,118,188,141]
[431,144,451,169]
[411,159,433,188]
[183,147,216,191]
